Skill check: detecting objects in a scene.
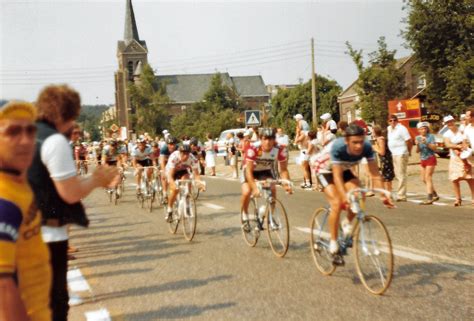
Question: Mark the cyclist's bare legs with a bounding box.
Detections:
[241,183,251,214]
[136,166,143,191]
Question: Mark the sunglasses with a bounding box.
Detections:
[0,124,37,138]
[388,119,397,123]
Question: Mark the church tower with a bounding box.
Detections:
[114,0,148,131]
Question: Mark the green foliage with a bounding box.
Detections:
[77,105,109,141]
[128,63,170,136]
[346,37,406,126]
[170,73,239,140]
[269,75,342,137]
[402,0,473,114]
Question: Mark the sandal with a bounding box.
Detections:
[454,199,462,207]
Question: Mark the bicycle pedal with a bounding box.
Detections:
[332,254,345,266]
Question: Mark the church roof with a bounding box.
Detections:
[156,73,269,104]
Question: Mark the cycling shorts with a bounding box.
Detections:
[137,159,152,167]
[106,160,118,166]
[316,170,356,189]
[172,169,189,180]
[241,169,274,184]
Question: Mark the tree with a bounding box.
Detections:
[346,37,406,126]
[77,105,109,141]
[270,75,342,137]
[170,73,240,140]
[402,0,473,114]
[128,63,170,136]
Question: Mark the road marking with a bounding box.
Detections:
[203,202,225,210]
[85,308,112,321]
[67,268,90,292]
[295,227,473,267]
[408,199,448,206]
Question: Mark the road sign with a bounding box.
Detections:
[245,110,261,126]
[110,124,119,132]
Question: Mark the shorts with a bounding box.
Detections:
[106,160,118,166]
[172,169,189,180]
[137,159,152,167]
[241,169,274,184]
[317,170,357,189]
[420,155,437,168]
[78,156,86,161]
[299,150,309,162]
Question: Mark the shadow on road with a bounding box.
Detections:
[118,302,237,320]
[90,274,234,303]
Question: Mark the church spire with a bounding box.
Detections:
[124,0,140,43]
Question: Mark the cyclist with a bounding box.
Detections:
[159,136,178,201]
[165,144,204,221]
[132,139,153,194]
[240,128,292,225]
[313,123,394,263]
[102,140,123,196]
[150,142,160,167]
[74,141,88,174]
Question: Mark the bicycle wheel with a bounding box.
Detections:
[354,215,394,295]
[182,196,197,241]
[241,198,259,247]
[310,207,336,275]
[266,199,290,258]
[108,190,113,204]
[114,188,119,205]
[167,203,179,234]
[156,179,165,206]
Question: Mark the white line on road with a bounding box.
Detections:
[67,268,91,292]
[85,308,112,321]
[203,202,225,210]
[408,199,448,206]
[295,227,473,267]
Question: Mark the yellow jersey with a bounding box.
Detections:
[0,172,51,321]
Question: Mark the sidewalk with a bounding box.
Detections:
[211,151,472,202]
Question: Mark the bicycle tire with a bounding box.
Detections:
[114,189,118,206]
[241,198,259,247]
[354,215,394,295]
[191,183,200,200]
[108,190,113,204]
[182,196,197,241]
[266,199,290,258]
[167,203,179,234]
[310,207,336,275]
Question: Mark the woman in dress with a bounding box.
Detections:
[442,115,474,206]
[414,122,439,205]
[372,126,395,194]
[204,133,216,176]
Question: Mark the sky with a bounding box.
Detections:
[0,0,412,105]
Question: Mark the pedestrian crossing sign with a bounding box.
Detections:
[245,110,261,126]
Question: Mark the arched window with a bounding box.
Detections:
[127,61,134,80]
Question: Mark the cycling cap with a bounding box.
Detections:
[166,136,178,144]
[344,124,365,137]
[259,127,276,138]
[0,101,37,121]
[179,144,191,153]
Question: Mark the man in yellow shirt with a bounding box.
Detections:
[0,101,51,321]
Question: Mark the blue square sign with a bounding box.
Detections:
[245,110,261,126]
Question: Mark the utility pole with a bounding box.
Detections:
[311,38,318,129]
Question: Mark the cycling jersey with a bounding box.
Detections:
[102,145,119,162]
[165,151,199,173]
[244,145,287,172]
[132,145,152,161]
[159,145,172,158]
[0,173,51,321]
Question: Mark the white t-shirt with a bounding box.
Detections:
[443,128,466,158]
[40,133,77,243]
[387,124,411,156]
[464,124,474,148]
[276,134,289,147]
[327,119,338,131]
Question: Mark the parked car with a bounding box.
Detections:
[433,125,450,158]
[216,128,246,157]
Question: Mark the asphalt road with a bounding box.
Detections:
[69,174,473,321]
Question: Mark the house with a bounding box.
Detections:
[337,55,426,122]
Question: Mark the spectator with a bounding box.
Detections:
[337,120,348,137]
[204,133,216,176]
[320,113,338,134]
[226,132,238,179]
[276,127,289,147]
[464,108,474,150]
[387,114,412,201]
[442,115,474,207]
[294,114,310,135]
[27,85,118,321]
[414,122,439,205]
[0,101,52,321]
[295,128,312,189]
[373,126,395,194]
